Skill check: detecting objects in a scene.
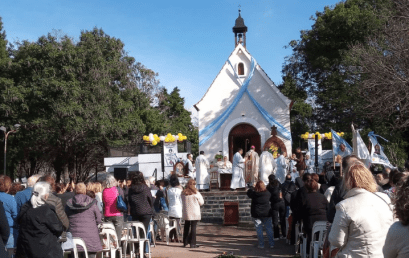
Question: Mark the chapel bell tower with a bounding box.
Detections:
[233,8,248,48]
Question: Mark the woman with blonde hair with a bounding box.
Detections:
[329,161,394,258]
[181,179,204,248]
[16,182,63,258]
[93,182,103,213]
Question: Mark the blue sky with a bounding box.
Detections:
[1,0,340,111]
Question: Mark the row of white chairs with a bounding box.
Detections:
[64,212,180,258]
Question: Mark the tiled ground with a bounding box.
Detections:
[149,224,295,258]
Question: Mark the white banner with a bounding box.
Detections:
[308,139,323,170]
[164,142,179,167]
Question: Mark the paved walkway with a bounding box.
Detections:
[150,225,296,258]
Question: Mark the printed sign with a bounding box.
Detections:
[164,142,179,167]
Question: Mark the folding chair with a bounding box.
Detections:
[126,221,151,258]
[309,221,327,258]
[72,237,89,258]
[100,227,122,258]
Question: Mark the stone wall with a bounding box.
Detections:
[201,190,252,225]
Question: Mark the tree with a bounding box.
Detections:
[0,28,154,180]
[283,0,391,132]
[277,74,312,148]
[349,0,409,130]
[158,87,199,156]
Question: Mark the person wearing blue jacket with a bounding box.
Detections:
[0,175,17,257]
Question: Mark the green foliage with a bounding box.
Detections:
[283,0,408,163]
[283,0,391,132]
[278,74,312,149]
[0,17,200,179]
[158,87,199,156]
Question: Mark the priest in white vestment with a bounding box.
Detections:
[244,146,260,184]
[186,153,195,179]
[259,151,277,185]
[276,152,287,184]
[231,148,247,190]
[195,151,210,190]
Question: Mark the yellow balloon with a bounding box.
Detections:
[152,140,157,145]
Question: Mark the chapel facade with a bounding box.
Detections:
[194,10,293,162]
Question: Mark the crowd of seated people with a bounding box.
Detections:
[0,170,205,258]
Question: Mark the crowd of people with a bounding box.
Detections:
[246,152,409,258]
[0,171,204,258]
[1,151,409,258]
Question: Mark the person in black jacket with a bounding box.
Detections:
[128,171,153,256]
[267,174,286,240]
[16,182,63,258]
[0,201,10,258]
[247,181,274,249]
[281,174,296,217]
[289,173,311,245]
[301,178,327,253]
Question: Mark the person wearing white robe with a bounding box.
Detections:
[289,154,299,182]
[305,155,315,174]
[195,151,210,190]
[259,151,277,185]
[186,154,195,179]
[276,152,287,184]
[231,149,247,190]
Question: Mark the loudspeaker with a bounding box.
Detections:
[114,168,128,181]
[184,141,191,153]
[140,144,148,154]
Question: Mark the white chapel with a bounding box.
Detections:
[194,10,293,162]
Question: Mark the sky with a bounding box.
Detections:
[1,0,341,114]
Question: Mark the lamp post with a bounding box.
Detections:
[0,124,20,175]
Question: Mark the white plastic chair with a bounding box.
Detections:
[309,221,327,258]
[72,237,89,258]
[162,215,177,245]
[121,224,131,258]
[126,221,151,258]
[100,227,122,258]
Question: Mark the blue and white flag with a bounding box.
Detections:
[352,125,371,167]
[368,132,395,168]
[331,129,352,158]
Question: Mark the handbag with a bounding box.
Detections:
[116,187,127,212]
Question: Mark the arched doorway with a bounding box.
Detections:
[228,123,261,162]
[262,127,288,159]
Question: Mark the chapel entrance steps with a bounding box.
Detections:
[200,190,253,227]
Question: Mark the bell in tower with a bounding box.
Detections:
[233,8,248,48]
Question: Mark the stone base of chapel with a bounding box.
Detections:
[200,190,252,226]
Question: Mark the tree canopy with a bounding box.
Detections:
[282,0,408,167]
[0,23,197,180]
